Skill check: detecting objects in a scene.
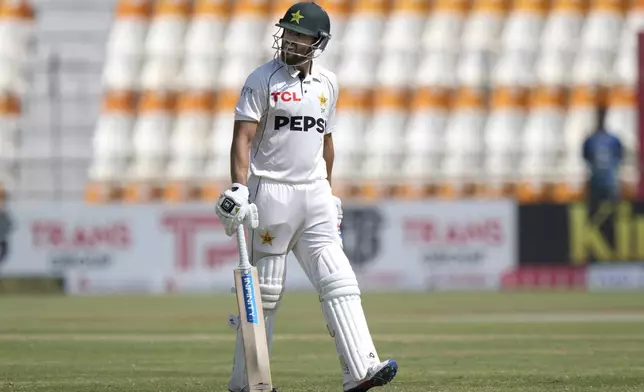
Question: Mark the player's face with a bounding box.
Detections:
[281,29,317,65]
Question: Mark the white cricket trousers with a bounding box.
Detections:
[247,175,341,267]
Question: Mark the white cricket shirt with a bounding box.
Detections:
[234,58,339,183]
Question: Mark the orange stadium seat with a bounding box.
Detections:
[86,91,137,203]
[483,86,529,197]
[124,90,176,203]
[81,0,643,203]
[423,0,469,52]
[440,87,488,198]
[461,0,507,52]
[331,88,372,199]
[103,0,151,92]
[0,0,34,96]
[541,0,586,55]
[519,86,567,203]
[165,90,215,202]
[501,0,548,54]
[381,0,429,52]
[181,0,229,91]
[0,92,20,199]
[141,0,191,92]
[361,87,410,199]
[342,0,388,53]
[224,0,269,57]
[203,90,238,201]
[401,87,452,198]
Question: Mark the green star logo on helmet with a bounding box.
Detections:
[290,9,304,24]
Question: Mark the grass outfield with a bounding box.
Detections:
[0,292,643,392]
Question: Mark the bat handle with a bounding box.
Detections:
[236,224,251,269]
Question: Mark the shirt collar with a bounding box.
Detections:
[277,58,318,80]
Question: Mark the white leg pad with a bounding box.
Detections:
[228,255,285,391]
[317,248,380,383]
[256,255,286,311]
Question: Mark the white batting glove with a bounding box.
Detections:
[215,183,259,236]
[332,195,343,245]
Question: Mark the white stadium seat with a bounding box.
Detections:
[461,0,507,52]
[361,89,408,183]
[442,87,487,189]
[492,50,536,88]
[185,0,228,60]
[341,0,386,54]
[140,57,182,91]
[520,86,566,191]
[579,0,624,55]
[500,0,546,53]
[484,87,528,189]
[402,87,450,182]
[88,91,136,188]
[381,0,429,52]
[167,91,213,180]
[560,86,603,189]
[457,49,491,88]
[0,0,35,66]
[206,91,237,182]
[540,0,585,54]
[535,49,572,86]
[145,0,190,60]
[415,50,458,88]
[422,0,468,52]
[223,0,269,56]
[0,92,20,161]
[332,89,370,185]
[376,51,416,88]
[106,0,150,61]
[130,90,175,180]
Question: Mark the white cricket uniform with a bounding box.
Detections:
[234,58,340,261]
[229,58,383,392]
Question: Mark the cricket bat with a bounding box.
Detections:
[233,224,273,391]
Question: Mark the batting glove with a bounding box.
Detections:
[215,183,259,236]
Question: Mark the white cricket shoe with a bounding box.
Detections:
[343,359,398,392]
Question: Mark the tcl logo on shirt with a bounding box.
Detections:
[271,91,302,102]
[274,116,326,133]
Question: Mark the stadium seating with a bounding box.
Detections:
[0,0,34,200]
[81,0,644,202]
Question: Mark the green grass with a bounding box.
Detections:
[0,292,643,391]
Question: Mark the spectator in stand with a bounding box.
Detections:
[582,106,623,204]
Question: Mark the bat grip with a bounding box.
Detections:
[236,224,251,269]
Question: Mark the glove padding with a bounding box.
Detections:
[215,183,259,236]
[332,195,343,244]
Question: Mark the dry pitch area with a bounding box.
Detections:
[1,292,643,392]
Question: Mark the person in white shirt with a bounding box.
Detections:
[215,2,398,392]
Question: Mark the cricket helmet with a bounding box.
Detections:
[273,2,332,64]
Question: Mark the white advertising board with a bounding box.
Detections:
[0,200,517,294]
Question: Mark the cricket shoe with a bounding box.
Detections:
[343,359,398,392]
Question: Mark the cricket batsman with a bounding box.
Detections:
[214,2,398,391]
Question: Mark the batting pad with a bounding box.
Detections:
[322,293,380,382]
[256,254,286,311]
[316,245,380,384]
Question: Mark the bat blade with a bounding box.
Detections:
[234,266,273,391]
